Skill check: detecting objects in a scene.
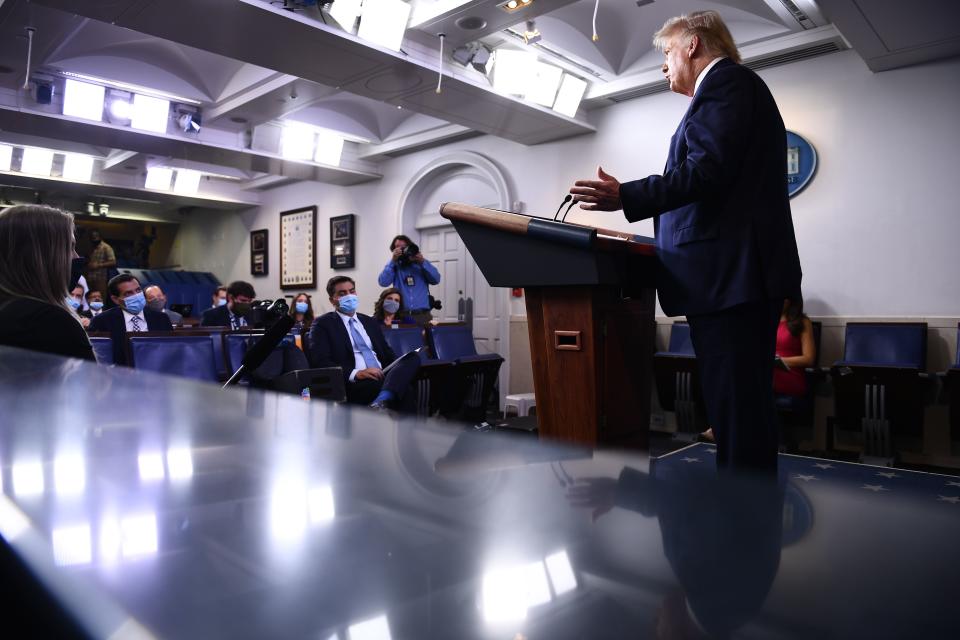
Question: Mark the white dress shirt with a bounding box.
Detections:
[694,56,725,96]
[122,308,148,332]
[336,310,381,381]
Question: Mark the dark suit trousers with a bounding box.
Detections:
[687,299,782,471]
[346,355,421,407]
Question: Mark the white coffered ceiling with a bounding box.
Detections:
[0,0,950,215]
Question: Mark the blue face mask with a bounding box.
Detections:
[295,301,309,314]
[90,301,104,311]
[217,298,227,307]
[123,292,146,314]
[337,294,359,314]
[66,297,82,310]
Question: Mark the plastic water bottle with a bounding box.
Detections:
[301,387,310,401]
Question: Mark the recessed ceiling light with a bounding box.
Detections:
[455,16,487,31]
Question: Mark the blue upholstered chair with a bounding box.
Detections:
[381,325,455,416]
[381,325,431,362]
[426,324,504,421]
[939,323,960,446]
[128,335,219,382]
[223,330,304,387]
[87,333,114,365]
[830,322,928,464]
[652,322,706,440]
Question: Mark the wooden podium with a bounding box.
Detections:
[440,202,657,449]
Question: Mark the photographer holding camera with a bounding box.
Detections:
[378,234,441,327]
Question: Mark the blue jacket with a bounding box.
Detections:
[619,59,801,317]
[377,259,441,311]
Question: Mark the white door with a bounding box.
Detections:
[419,224,507,406]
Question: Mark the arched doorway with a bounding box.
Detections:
[396,152,515,409]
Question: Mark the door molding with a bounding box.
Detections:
[396,151,514,408]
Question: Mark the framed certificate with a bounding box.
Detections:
[280,205,316,290]
[250,229,268,276]
[330,214,355,270]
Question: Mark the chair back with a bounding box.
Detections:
[427,324,479,361]
[667,322,695,355]
[382,326,429,361]
[223,331,298,371]
[955,323,959,367]
[842,322,927,369]
[87,332,114,365]
[128,335,219,382]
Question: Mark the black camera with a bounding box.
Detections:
[429,295,442,311]
[248,299,289,328]
[397,242,420,266]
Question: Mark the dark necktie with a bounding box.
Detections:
[131,315,142,332]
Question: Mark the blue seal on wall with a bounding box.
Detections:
[786,131,817,198]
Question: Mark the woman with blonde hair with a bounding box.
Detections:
[0,205,95,361]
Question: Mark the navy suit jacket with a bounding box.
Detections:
[619,58,801,317]
[200,305,234,328]
[88,306,173,366]
[308,312,397,386]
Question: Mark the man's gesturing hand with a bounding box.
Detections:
[570,166,623,211]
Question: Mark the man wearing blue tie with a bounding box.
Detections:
[570,11,802,470]
[309,276,420,409]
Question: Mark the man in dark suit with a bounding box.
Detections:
[570,11,801,470]
[309,275,420,409]
[89,274,173,366]
[201,281,255,329]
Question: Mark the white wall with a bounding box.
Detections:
[178,49,960,318]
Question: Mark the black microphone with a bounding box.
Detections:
[560,199,577,223]
[222,301,295,388]
[553,194,572,221]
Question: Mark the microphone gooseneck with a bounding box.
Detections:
[553,194,572,221]
[560,199,577,223]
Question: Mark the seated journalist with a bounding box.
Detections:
[309,276,420,409]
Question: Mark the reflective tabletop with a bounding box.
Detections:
[0,347,958,639]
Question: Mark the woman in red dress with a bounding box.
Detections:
[700,297,816,442]
[774,297,816,396]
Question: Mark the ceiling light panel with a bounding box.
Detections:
[314,130,345,166]
[0,144,12,171]
[145,166,174,190]
[63,79,105,122]
[527,62,563,107]
[20,147,54,176]
[492,50,538,96]
[357,0,412,52]
[62,154,95,182]
[173,169,202,195]
[553,74,587,118]
[329,0,362,33]
[280,123,316,161]
[131,94,170,134]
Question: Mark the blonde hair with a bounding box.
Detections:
[0,204,76,313]
[653,10,741,65]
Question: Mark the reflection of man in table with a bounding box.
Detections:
[570,11,801,471]
[568,460,784,638]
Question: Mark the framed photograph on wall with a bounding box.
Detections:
[280,206,317,290]
[250,229,268,276]
[330,214,355,270]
